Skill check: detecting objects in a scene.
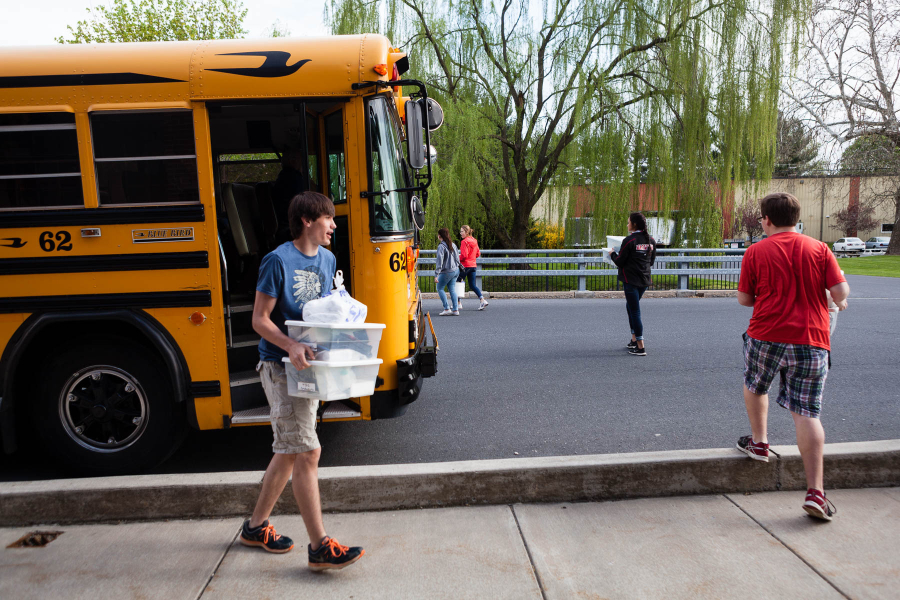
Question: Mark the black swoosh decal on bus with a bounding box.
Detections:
[0,238,26,249]
[0,73,186,89]
[0,251,208,276]
[208,51,310,78]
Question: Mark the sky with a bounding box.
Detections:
[1,0,330,46]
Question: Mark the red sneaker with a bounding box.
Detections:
[736,435,769,462]
[803,489,836,521]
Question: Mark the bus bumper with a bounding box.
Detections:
[370,310,437,420]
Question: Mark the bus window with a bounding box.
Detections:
[0,112,83,209]
[220,153,281,184]
[325,111,346,203]
[91,110,200,206]
[367,96,412,233]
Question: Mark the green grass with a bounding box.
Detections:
[836,255,900,278]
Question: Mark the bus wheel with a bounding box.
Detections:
[32,337,186,475]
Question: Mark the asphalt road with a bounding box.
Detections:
[2,274,898,480]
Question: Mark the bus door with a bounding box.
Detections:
[206,100,353,424]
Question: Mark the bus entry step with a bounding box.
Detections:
[231,402,361,424]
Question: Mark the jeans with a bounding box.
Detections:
[624,283,647,340]
[436,271,458,310]
[461,267,483,299]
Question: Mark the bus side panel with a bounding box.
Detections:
[0,105,230,432]
[344,95,414,417]
[188,103,231,429]
[343,97,371,419]
[144,307,225,430]
[356,239,411,393]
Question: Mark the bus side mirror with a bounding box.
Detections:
[424,99,444,131]
[405,99,426,170]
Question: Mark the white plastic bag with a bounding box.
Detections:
[826,269,845,336]
[302,271,367,323]
[455,280,466,300]
[828,306,839,335]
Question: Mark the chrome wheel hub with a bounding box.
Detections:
[58,366,149,453]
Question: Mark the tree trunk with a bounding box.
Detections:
[500,181,535,250]
[887,186,900,256]
[510,213,529,249]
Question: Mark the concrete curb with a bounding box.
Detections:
[2,440,897,526]
[421,290,737,300]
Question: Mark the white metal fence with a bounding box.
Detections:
[417,248,746,292]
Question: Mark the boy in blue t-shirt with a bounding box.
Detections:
[239,191,364,571]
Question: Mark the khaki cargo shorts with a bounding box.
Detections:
[258,361,320,454]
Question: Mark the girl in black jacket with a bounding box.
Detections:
[610,212,657,356]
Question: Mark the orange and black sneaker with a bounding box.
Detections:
[240,519,294,553]
[308,536,365,571]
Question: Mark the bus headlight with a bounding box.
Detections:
[409,307,420,346]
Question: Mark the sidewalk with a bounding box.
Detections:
[2,487,897,599]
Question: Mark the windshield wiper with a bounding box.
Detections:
[362,186,417,198]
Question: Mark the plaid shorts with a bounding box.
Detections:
[743,334,829,418]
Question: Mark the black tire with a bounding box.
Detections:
[30,335,187,475]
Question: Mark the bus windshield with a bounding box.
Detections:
[367,95,412,234]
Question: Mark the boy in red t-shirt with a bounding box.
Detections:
[736,192,849,521]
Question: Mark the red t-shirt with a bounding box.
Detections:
[738,232,846,350]
[460,236,481,268]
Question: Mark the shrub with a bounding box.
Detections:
[529,221,565,248]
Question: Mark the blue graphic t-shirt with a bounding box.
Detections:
[256,242,336,362]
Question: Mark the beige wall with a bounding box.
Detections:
[734,176,896,243]
[533,177,897,242]
[531,187,569,227]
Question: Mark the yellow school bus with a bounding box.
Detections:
[0,35,438,474]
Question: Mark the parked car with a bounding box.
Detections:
[865,237,890,250]
[833,237,866,253]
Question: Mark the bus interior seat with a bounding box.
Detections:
[213,171,241,292]
[222,183,260,258]
[254,182,279,249]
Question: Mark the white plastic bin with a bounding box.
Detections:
[284,321,385,361]
[282,357,383,401]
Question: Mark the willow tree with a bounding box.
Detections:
[329,0,806,248]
